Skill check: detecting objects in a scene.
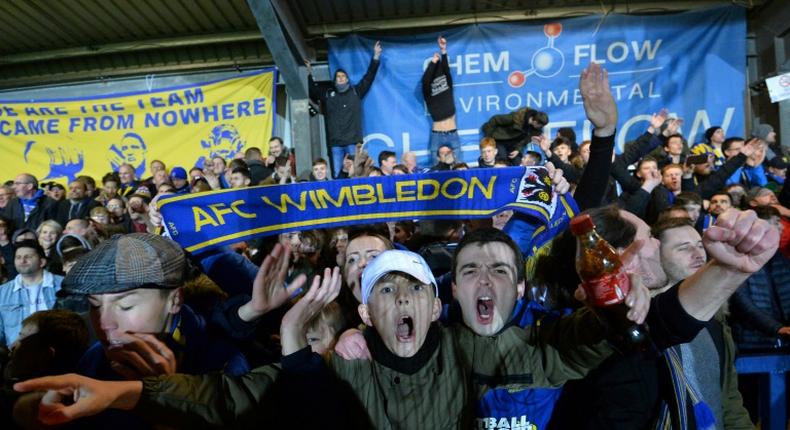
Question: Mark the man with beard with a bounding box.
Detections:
[710,191,733,217]
[306,42,382,178]
[549,208,771,430]
[55,180,99,226]
[650,217,752,429]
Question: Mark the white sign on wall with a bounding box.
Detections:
[766,72,790,103]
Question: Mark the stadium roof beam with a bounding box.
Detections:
[0,32,263,65]
[305,0,746,36]
[246,0,308,100]
[247,0,315,172]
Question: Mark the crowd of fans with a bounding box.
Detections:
[0,37,787,430]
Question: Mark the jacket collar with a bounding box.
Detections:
[19,189,44,206]
[364,323,441,375]
[13,270,55,292]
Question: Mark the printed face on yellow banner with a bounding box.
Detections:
[0,70,275,184]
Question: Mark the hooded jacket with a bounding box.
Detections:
[481,108,545,153]
[309,59,380,147]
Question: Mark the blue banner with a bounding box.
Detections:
[158,167,577,253]
[327,6,745,165]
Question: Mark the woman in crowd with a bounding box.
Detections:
[36,219,63,274]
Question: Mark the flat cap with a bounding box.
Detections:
[62,233,186,295]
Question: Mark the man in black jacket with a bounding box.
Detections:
[306,41,382,178]
[55,180,99,226]
[3,174,57,231]
[244,147,270,186]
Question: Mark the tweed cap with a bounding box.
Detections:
[62,233,186,295]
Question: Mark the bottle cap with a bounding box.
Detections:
[569,214,595,236]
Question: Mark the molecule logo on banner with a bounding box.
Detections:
[327,7,746,165]
[508,23,565,88]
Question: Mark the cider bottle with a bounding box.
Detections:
[570,214,648,348]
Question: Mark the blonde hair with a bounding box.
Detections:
[36,219,63,237]
[306,301,345,336]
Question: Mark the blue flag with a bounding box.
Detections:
[327,6,745,164]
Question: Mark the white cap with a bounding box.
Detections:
[361,250,438,304]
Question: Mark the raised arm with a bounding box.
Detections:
[691,140,754,199]
[439,36,452,87]
[503,163,570,255]
[235,243,306,323]
[280,267,342,355]
[619,110,666,166]
[573,62,618,211]
[305,59,325,104]
[355,41,382,98]
[611,112,664,194]
[678,208,779,321]
[619,170,661,219]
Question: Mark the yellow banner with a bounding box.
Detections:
[0,69,276,183]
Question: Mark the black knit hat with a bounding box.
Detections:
[334,69,348,81]
[704,126,722,143]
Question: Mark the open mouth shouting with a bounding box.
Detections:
[476,296,494,324]
[396,314,414,342]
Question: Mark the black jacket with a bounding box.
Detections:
[55,198,100,225]
[612,132,663,195]
[549,285,706,430]
[246,159,272,186]
[2,194,58,231]
[309,58,380,147]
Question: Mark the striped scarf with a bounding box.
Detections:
[655,345,716,430]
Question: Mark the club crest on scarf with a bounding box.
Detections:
[516,170,556,215]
